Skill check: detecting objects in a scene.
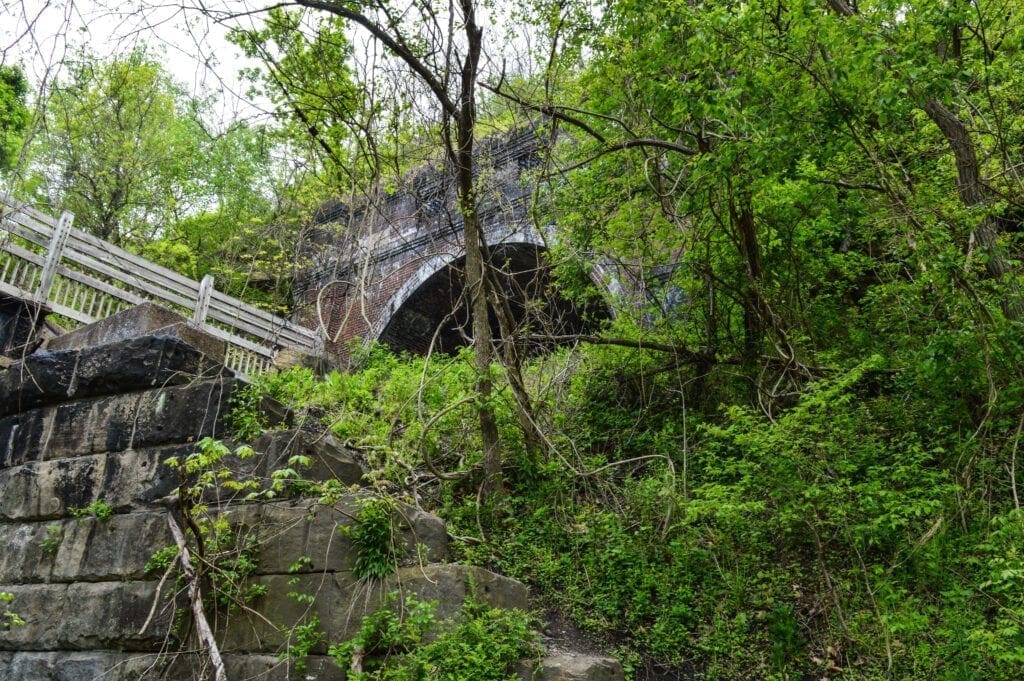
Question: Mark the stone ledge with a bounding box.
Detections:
[0,651,340,680]
[254,428,366,487]
[45,303,227,366]
[0,377,290,468]
[518,652,626,681]
[0,334,230,418]
[220,563,531,654]
[0,498,448,584]
[0,446,185,521]
[0,581,175,652]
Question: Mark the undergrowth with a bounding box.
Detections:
[328,593,539,680]
[242,341,1024,680]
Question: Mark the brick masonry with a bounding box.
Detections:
[295,128,609,362]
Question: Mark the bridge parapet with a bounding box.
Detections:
[0,193,322,376]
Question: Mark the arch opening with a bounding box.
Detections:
[377,243,608,356]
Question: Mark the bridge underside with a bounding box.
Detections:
[378,244,606,356]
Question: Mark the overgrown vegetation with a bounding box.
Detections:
[328,593,539,680]
[69,500,114,521]
[6,0,1024,677]
[344,496,401,581]
[249,329,1024,679]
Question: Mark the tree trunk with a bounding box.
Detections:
[923,98,1022,319]
[455,0,504,499]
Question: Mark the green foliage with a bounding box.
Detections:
[226,385,273,441]
[328,594,539,680]
[344,496,401,581]
[0,591,25,630]
[0,64,29,172]
[40,524,61,557]
[202,517,267,610]
[229,7,360,175]
[145,545,180,574]
[27,47,201,245]
[283,616,325,672]
[165,437,259,505]
[69,500,114,521]
[252,345,524,489]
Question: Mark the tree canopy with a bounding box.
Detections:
[0,64,29,173]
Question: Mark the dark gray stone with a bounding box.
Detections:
[0,581,174,652]
[45,302,187,352]
[0,335,229,418]
[0,506,227,584]
[0,378,286,467]
[0,652,166,681]
[248,496,448,575]
[253,429,365,486]
[0,447,184,521]
[384,564,532,620]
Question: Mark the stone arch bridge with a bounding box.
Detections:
[295,129,608,360]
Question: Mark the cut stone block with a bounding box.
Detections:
[247,496,449,575]
[0,334,230,418]
[0,652,166,681]
[0,377,292,468]
[0,447,185,521]
[384,563,532,620]
[0,651,341,681]
[46,303,225,360]
[219,563,529,655]
[0,512,172,583]
[0,580,174,651]
[254,429,365,486]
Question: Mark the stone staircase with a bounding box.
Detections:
[0,304,622,680]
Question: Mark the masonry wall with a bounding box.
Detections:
[294,128,545,361]
[0,306,621,681]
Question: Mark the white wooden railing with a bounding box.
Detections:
[0,193,323,378]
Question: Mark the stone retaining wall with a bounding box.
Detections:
[0,305,622,680]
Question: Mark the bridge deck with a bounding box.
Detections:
[0,193,321,377]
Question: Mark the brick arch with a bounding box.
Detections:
[367,229,547,352]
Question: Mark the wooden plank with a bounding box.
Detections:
[51,247,197,311]
[64,229,201,293]
[0,279,33,301]
[34,211,74,304]
[0,193,59,228]
[193,275,214,324]
[1,212,53,249]
[53,264,144,304]
[207,289,318,340]
[206,310,319,351]
[200,322,276,357]
[46,299,99,325]
[207,293,319,344]
[205,298,318,349]
[61,242,201,303]
[1,241,47,267]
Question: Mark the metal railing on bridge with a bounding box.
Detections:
[0,193,322,378]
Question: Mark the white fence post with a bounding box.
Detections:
[193,274,214,325]
[34,210,74,305]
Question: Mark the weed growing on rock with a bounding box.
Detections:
[342,495,400,581]
[69,499,113,521]
[40,524,60,557]
[0,592,24,630]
